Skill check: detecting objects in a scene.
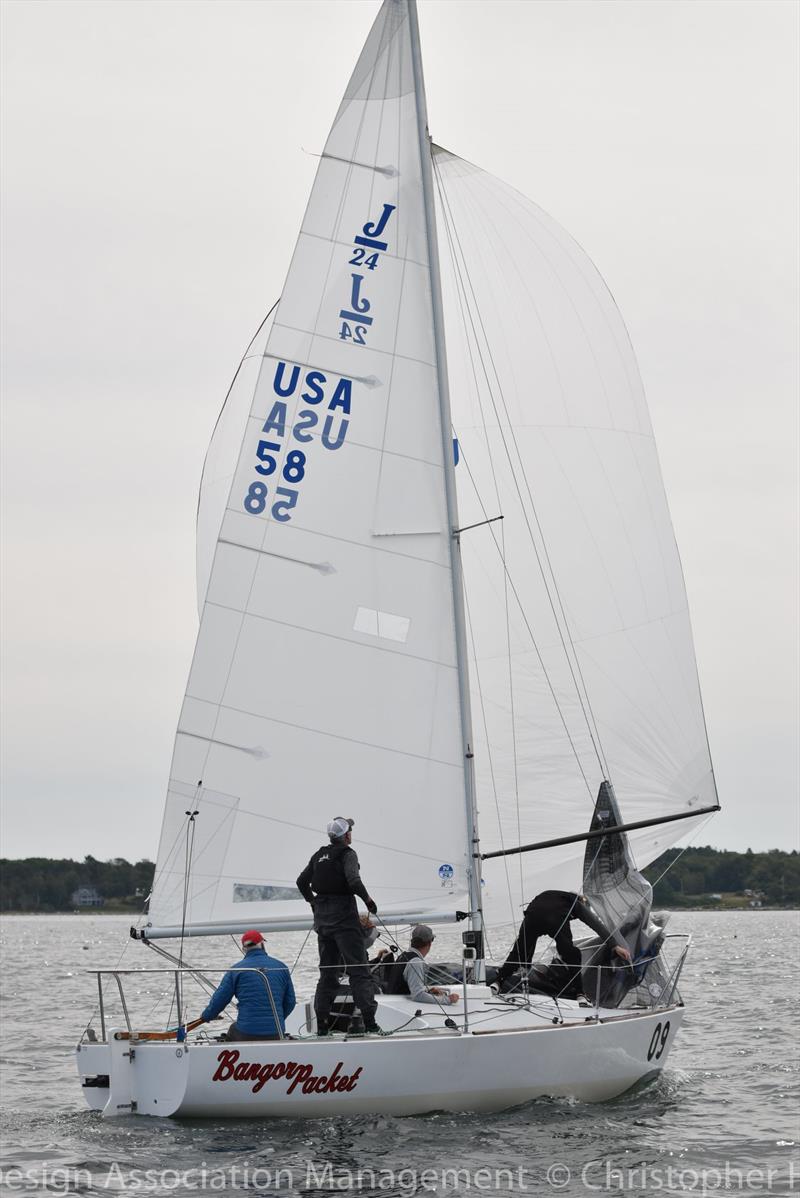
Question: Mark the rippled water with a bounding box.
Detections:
[1,911,798,1196]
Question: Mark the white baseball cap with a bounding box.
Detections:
[327,816,354,839]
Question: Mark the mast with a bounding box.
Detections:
[407,0,483,947]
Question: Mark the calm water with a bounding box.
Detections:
[1,911,798,1196]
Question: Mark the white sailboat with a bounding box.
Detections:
[76,0,719,1118]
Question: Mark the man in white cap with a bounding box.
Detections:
[296,817,382,1035]
[382,924,459,1005]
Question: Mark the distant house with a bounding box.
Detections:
[72,886,104,908]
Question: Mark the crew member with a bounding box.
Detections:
[383,924,459,1005]
[495,890,632,992]
[199,929,295,1040]
[296,816,383,1035]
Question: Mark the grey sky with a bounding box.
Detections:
[1,0,797,861]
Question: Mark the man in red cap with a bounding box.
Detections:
[199,930,295,1040]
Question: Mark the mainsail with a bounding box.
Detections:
[149,1,471,933]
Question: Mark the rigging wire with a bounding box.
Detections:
[456,442,596,802]
[433,179,596,801]
[436,156,611,777]
[432,151,611,783]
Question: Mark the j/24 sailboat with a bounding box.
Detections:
[76,0,719,1118]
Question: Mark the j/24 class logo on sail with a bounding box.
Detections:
[242,363,353,521]
[339,203,395,346]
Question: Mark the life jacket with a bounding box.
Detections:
[381,949,418,995]
[309,841,352,896]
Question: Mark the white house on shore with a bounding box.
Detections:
[71,886,104,908]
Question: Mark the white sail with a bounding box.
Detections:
[433,147,718,931]
[149,1,470,933]
[197,310,276,612]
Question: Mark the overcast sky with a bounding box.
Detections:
[1,0,797,862]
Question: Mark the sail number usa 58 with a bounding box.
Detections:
[242,361,352,522]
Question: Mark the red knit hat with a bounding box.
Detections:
[241,929,264,947]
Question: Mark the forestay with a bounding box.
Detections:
[433,147,718,933]
[149,1,470,934]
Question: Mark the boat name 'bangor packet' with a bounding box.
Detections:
[212,1052,364,1096]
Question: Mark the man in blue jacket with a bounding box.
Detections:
[199,930,295,1040]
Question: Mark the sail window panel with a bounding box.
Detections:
[222,614,463,769]
[240,527,456,666]
[353,607,410,643]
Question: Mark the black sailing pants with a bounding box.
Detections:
[497,911,582,985]
[314,917,377,1027]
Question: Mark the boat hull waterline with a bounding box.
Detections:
[77,1003,683,1119]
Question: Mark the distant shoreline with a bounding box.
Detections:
[2,846,798,913]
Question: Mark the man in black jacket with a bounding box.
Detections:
[296,816,382,1035]
[495,890,631,992]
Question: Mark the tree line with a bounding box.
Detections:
[0,846,798,912]
[0,856,155,912]
[643,845,800,906]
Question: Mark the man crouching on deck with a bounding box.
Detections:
[199,929,296,1041]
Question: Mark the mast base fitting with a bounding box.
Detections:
[462,929,484,957]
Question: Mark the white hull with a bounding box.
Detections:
[77,989,683,1119]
